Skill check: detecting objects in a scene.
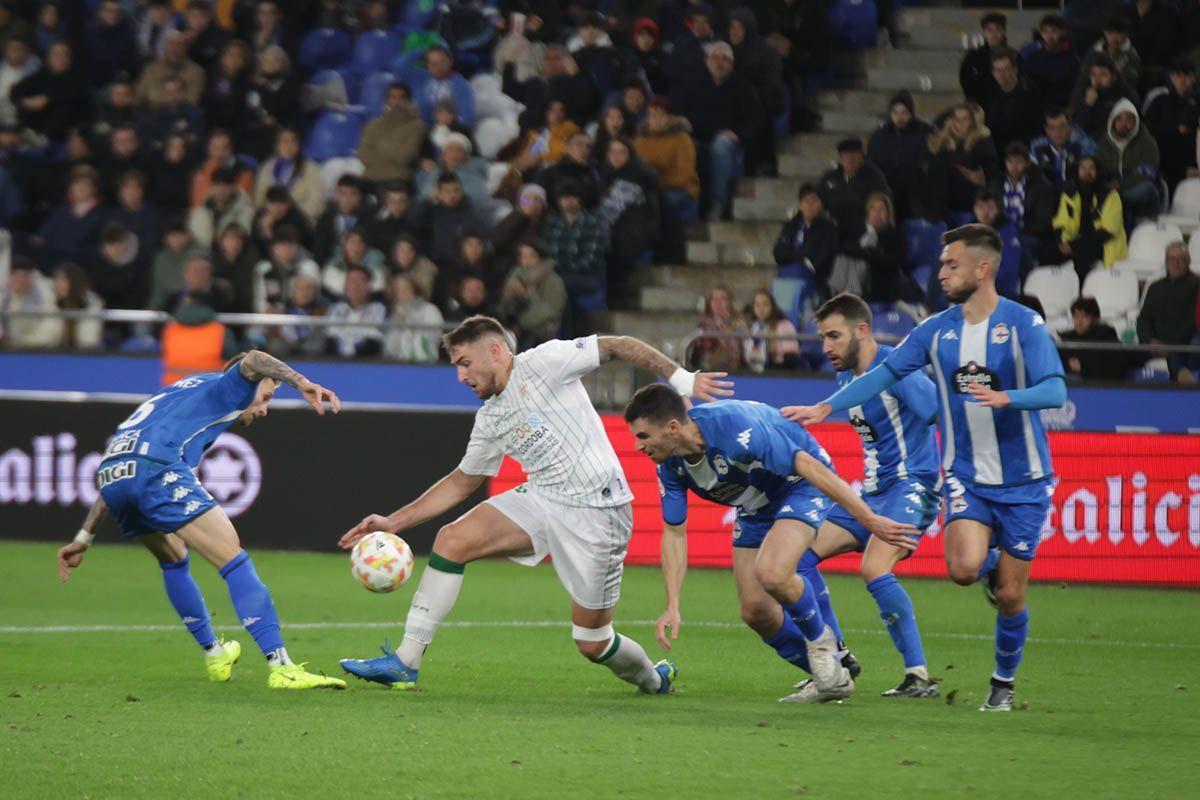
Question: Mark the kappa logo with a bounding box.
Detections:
[574,338,586,348]
[1014,541,1030,552]
[991,322,1010,345]
[811,497,825,508]
[941,329,958,340]
[905,492,922,504]
[806,510,820,521]
[162,471,181,485]
[779,505,794,513]
[1031,314,1045,327]
[184,500,202,514]
[181,616,201,624]
[172,487,190,501]
[736,428,752,449]
[241,616,261,626]
[905,507,916,515]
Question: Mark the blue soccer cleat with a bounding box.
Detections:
[649,659,677,695]
[339,641,418,690]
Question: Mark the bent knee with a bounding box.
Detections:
[946,562,978,586]
[739,602,778,635]
[432,523,470,562]
[575,638,611,661]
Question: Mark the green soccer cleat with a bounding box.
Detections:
[205,639,242,682]
[268,663,348,690]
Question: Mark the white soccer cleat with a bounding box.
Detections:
[780,676,854,704]
[804,625,850,693]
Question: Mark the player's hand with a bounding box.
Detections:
[299,379,341,415]
[781,403,831,426]
[339,514,396,549]
[693,372,735,402]
[965,382,1010,408]
[866,515,920,550]
[57,541,87,582]
[655,606,682,651]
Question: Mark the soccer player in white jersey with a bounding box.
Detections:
[338,316,733,694]
[786,225,1067,711]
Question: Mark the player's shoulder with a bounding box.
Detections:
[997,297,1049,332]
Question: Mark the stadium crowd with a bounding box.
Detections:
[0,1,1196,384]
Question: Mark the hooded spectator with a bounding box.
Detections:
[1093,98,1161,227]
[624,17,667,96]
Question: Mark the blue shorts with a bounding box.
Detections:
[98,457,217,538]
[825,478,942,551]
[732,483,831,549]
[942,475,1055,561]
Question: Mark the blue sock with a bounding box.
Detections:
[159,555,217,650]
[867,573,926,669]
[798,550,844,644]
[976,547,1001,582]
[783,575,826,641]
[762,611,811,672]
[219,551,285,658]
[994,608,1029,681]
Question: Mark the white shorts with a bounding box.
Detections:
[485,484,633,610]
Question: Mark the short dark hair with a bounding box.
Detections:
[436,171,461,187]
[815,292,872,326]
[1039,13,1065,30]
[1070,296,1101,318]
[981,12,1006,28]
[942,223,1002,258]
[1044,105,1067,122]
[990,46,1019,66]
[441,314,507,352]
[796,182,819,201]
[624,383,688,426]
[271,224,300,245]
[974,188,999,205]
[211,165,239,185]
[388,82,411,99]
[1003,141,1030,159]
[100,223,128,245]
[336,174,362,191]
[264,185,291,204]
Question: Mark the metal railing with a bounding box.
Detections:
[0,308,454,332]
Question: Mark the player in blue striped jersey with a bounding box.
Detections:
[624,387,918,703]
[787,225,1067,711]
[793,294,943,700]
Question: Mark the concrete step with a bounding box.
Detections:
[781,132,845,157]
[732,196,790,222]
[897,6,1045,35]
[865,47,964,72]
[639,285,705,313]
[740,177,802,203]
[819,88,962,118]
[686,240,775,267]
[606,310,697,355]
[865,67,959,93]
[704,220,782,245]
[818,109,885,136]
[779,152,833,179]
[638,263,778,292]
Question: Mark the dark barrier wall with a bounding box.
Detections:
[0,398,481,552]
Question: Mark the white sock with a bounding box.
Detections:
[203,641,224,657]
[395,563,465,668]
[266,647,292,666]
[907,665,929,681]
[596,633,661,693]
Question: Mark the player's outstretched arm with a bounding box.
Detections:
[598,335,734,402]
[793,452,919,549]
[655,522,688,651]
[782,364,900,425]
[338,468,487,549]
[57,497,109,582]
[238,350,341,415]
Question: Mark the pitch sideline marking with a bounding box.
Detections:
[0,620,1196,651]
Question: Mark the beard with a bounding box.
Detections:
[841,335,862,371]
[945,280,977,304]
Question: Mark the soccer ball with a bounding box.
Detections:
[350,532,414,593]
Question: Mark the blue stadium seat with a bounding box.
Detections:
[350,30,402,77]
[869,302,916,342]
[359,71,398,117]
[304,111,364,162]
[798,317,827,371]
[1128,364,1171,383]
[830,0,879,49]
[903,218,947,270]
[395,1,439,34]
[949,210,973,227]
[910,263,933,292]
[298,28,353,73]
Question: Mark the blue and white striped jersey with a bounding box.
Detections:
[836,344,940,494]
[882,298,1064,486]
[657,400,833,525]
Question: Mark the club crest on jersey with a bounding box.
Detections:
[952,361,1002,394]
[712,454,730,476]
[950,496,968,514]
[990,323,1010,344]
[849,412,878,443]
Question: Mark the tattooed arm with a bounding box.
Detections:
[597,336,734,401]
[237,350,341,415]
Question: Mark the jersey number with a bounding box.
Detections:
[117,392,167,430]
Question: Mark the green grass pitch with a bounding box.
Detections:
[2,540,1198,799]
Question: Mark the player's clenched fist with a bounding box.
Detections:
[338,514,395,549]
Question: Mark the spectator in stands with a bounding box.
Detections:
[37,165,109,269]
[635,97,698,264]
[969,190,1022,300]
[1141,60,1198,192]
[1070,56,1138,140]
[413,172,485,270]
[819,137,890,248]
[496,238,567,350]
[762,0,831,132]
[415,132,493,218]
[163,252,234,315]
[930,103,998,214]
[960,12,1007,108]
[415,46,475,130]
[1065,0,1125,54]
[49,263,103,350]
[492,183,548,270]
[140,75,205,151]
[989,142,1056,270]
[1059,296,1128,381]
[252,185,312,256]
[114,171,163,255]
[1094,99,1161,229]
[243,43,299,151]
[773,183,838,299]
[624,18,667,96]
[0,37,40,118]
[444,274,490,323]
[136,30,205,107]
[254,127,324,222]
[384,273,445,362]
[99,125,150,202]
[183,0,230,73]
[190,129,255,209]
[729,6,785,176]
[1137,242,1199,381]
[867,91,933,222]
[591,104,627,169]
[84,2,139,90]
[360,82,428,185]
[0,257,56,348]
[91,78,138,147]
[506,99,580,174]
[33,3,63,53]
[743,287,800,372]
[314,175,370,264]
[543,180,607,300]
[665,4,717,89]
[325,264,385,358]
[672,40,760,221]
[1031,107,1096,193]
[1052,155,1128,279]
[691,285,744,373]
[248,0,294,57]
[501,43,598,127]
[1074,16,1141,99]
[617,80,648,134]
[596,136,659,300]
[147,133,196,215]
[568,12,624,101]
[200,40,250,139]
[366,182,415,253]
[90,223,149,312]
[536,130,599,209]
[254,224,320,313]
[212,222,258,314]
[985,47,1043,155]
[425,98,474,158]
[1128,0,1182,92]
[137,1,182,63]
[10,40,87,143]
[1019,14,1079,111]
[267,272,325,357]
[387,234,439,303]
[187,166,253,249]
[322,227,385,300]
[843,192,911,303]
[147,220,194,311]
[0,5,31,53]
